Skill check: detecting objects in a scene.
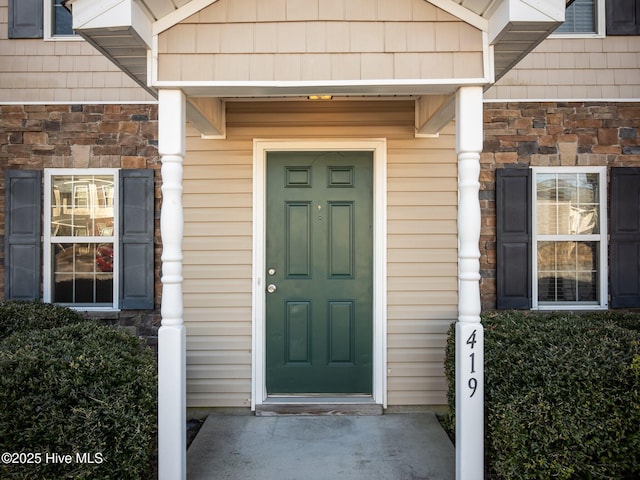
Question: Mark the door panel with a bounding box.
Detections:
[329,301,355,364]
[329,202,354,277]
[286,203,311,277]
[266,151,373,394]
[286,301,311,363]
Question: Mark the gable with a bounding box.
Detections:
[157,0,485,83]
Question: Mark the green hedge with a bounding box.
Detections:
[0,301,86,339]
[444,311,640,480]
[0,301,157,480]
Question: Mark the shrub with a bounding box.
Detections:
[0,305,157,480]
[0,300,85,339]
[444,311,640,480]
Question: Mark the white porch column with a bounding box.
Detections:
[455,86,484,480]
[158,89,187,480]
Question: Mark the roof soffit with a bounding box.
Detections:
[66,0,156,94]
[487,0,565,80]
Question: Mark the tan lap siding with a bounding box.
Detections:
[387,129,458,406]
[183,101,457,408]
[184,135,254,408]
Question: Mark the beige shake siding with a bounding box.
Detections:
[183,100,457,407]
[0,1,153,103]
[157,0,484,83]
[486,36,640,99]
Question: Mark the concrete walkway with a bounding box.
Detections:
[187,413,455,480]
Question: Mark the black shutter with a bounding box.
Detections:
[5,170,42,300]
[606,0,640,35]
[8,0,43,39]
[496,168,532,309]
[610,167,640,308]
[119,169,155,309]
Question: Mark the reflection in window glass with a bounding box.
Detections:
[53,0,74,36]
[50,174,115,306]
[51,175,114,237]
[537,241,598,302]
[536,172,599,236]
[555,0,596,34]
[53,243,114,304]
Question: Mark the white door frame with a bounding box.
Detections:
[252,138,388,409]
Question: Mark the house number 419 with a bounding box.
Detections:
[466,329,478,398]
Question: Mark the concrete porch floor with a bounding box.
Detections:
[187,412,455,480]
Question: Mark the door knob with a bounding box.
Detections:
[267,284,277,294]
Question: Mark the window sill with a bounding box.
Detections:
[70,307,121,313]
[44,35,83,42]
[533,304,608,311]
[548,32,605,39]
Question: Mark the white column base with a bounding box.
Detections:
[158,325,186,480]
[455,322,484,480]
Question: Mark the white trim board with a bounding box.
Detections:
[251,139,388,410]
[484,98,640,103]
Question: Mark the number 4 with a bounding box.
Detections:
[466,329,477,349]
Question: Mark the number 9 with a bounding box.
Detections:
[468,377,477,398]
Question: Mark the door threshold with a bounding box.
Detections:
[256,396,382,416]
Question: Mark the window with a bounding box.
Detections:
[44,170,118,308]
[554,0,605,36]
[44,0,79,39]
[5,169,154,310]
[7,0,78,39]
[52,0,73,35]
[497,167,640,310]
[532,168,607,309]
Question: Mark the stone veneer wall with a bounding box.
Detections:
[4,102,639,334]
[480,102,640,310]
[0,104,161,349]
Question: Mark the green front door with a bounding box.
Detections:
[266,151,373,394]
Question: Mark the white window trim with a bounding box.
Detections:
[550,0,606,38]
[43,168,120,311]
[531,166,608,310]
[43,0,81,41]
